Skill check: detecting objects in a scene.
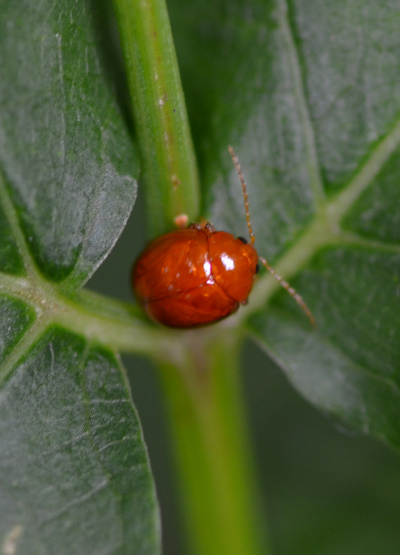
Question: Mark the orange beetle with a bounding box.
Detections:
[132,147,315,328]
[132,221,259,327]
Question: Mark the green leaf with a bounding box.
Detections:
[0,1,160,553]
[0,0,138,289]
[0,202,24,275]
[168,0,400,448]
[0,297,35,364]
[0,326,159,555]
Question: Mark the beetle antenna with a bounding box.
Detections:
[228,145,256,246]
[228,145,315,327]
[259,256,316,327]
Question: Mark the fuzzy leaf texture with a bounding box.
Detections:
[0,1,160,554]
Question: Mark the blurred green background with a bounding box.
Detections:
[88,193,400,555]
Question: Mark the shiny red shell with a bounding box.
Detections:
[132,222,259,328]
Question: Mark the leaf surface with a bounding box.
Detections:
[169,0,400,448]
[0,1,160,553]
[0,326,159,555]
[0,0,138,288]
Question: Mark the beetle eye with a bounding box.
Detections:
[238,236,247,244]
[255,263,260,274]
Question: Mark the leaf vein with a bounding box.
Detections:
[279,0,325,206]
[0,319,49,385]
[329,113,400,222]
[0,171,41,280]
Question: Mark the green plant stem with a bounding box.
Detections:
[112,0,200,236]
[160,332,270,555]
[113,2,269,552]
